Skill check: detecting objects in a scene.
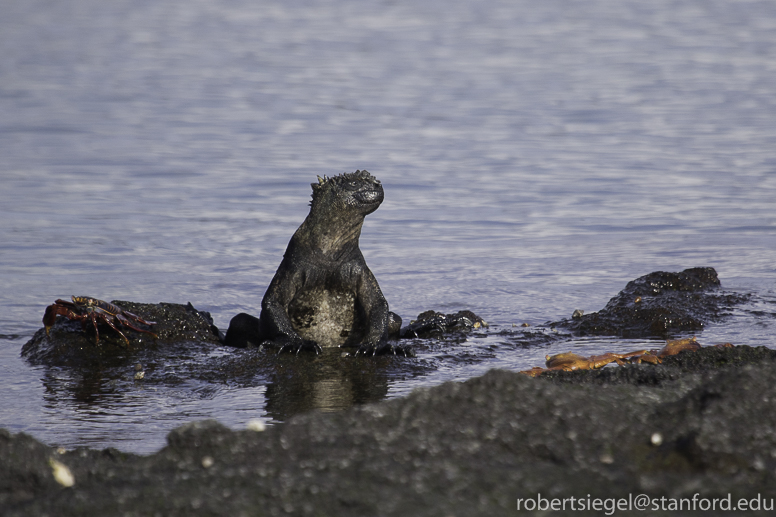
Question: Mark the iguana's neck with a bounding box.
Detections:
[294,207,365,259]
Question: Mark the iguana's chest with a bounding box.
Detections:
[287,284,357,347]
[285,259,366,347]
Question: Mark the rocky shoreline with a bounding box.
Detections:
[3,344,776,516]
[5,267,775,515]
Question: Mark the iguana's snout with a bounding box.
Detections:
[354,185,384,207]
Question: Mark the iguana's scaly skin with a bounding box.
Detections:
[225,171,410,356]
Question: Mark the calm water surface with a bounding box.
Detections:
[1,0,775,453]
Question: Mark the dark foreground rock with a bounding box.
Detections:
[554,267,747,338]
[3,346,776,517]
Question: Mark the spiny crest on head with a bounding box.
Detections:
[310,170,376,203]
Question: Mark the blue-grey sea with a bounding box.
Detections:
[1,0,774,454]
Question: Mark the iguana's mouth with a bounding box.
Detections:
[354,189,384,205]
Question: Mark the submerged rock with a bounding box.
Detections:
[554,267,747,338]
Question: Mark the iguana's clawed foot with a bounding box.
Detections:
[353,343,416,358]
[276,339,322,355]
[272,340,415,357]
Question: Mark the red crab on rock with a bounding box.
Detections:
[43,296,157,345]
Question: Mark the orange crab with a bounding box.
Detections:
[520,337,710,377]
[520,350,649,377]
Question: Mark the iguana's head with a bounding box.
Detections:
[310,170,384,216]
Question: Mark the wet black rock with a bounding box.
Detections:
[21,301,222,367]
[3,344,776,516]
[554,267,747,338]
[399,309,488,338]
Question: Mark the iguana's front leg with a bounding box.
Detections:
[350,268,414,357]
[261,268,322,354]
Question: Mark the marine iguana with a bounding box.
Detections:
[225,170,411,356]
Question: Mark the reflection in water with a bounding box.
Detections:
[41,365,125,410]
[32,342,406,433]
[263,350,391,421]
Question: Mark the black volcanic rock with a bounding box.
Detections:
[21,301,222,367]
[554,267,747,338]
[3,345,776,516]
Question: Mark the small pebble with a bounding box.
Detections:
[134,371,145,380]
[599,453,614,464]
[201,456,214,468]
[134,363,143,371]
[650,432,663,446]
[49,458,75,487]
[246,419,267,432]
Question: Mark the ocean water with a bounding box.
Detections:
[1,0,774,454]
